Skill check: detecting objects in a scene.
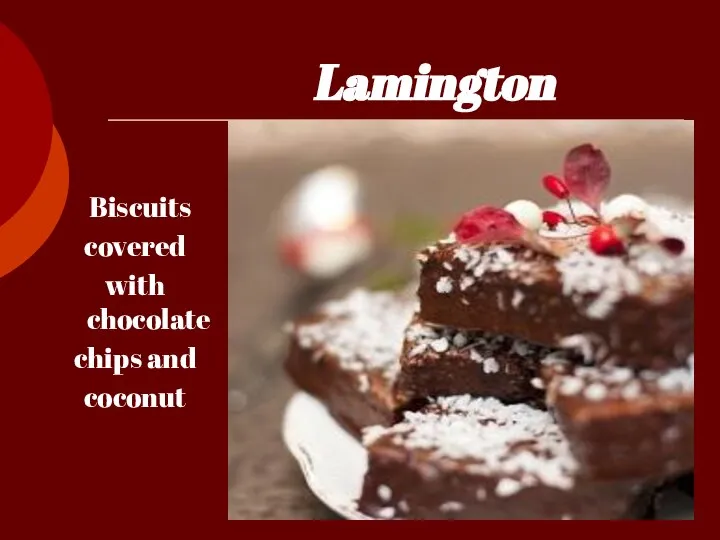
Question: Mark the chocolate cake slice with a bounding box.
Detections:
[284,288,417,437]
[397,313,574,405]
[541,354,694,481]
[359,395,654,520]
[417,206,694,371]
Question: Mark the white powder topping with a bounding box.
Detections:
[397,500,409,513]
[556,248,643,319]
[483,357,500,374]
[430,338,450,353]
[553,206,693,319]
[443,262,454,271]
[357,373,370,393]
[643,206,695,260]
[409,343,428,357]
[469,349,484,363]
[452,245,517,278]
[404,319,561,370]
[452,333,468,348]
[295,289,416,381]
[620,380,641,400]
[416,253,428,263]
[512,290,525,308]
[377,484,392,502]
[559,377,583,396]
[364,395,578,492]
[376,507,395,519]
[583,383,608,401]
[531,377,544,390]
[559,334,601,362]
[545,354,694,402]
[460,276,475,291]
[439,501,465,513]
[435,276,453,294]
[495,478,523,497]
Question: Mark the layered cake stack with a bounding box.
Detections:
[285,144,694,519]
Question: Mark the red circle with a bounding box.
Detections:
[0,22,54,228]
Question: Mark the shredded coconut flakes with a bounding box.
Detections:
[294,289,416,380]
[364,395,579,493]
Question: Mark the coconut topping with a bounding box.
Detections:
[420,202,693,320]
[363,395,579,493]
[404,318,565,372]
[544,354,694,401]
[292,289,417,382]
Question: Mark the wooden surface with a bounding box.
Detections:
[227,134,693,519]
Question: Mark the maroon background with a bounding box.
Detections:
[0,2,702,530]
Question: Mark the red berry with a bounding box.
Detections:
[542,210,567,230]
[589,225,625,256]
[542,175,570,199]
[453,205,524,244]
[659,237,685,256]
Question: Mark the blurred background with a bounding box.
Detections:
[227,120,694,519]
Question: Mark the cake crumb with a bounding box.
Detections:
[583,383,608,401]
[483,357,500,374]
[559,376,584,396]
[439,501,465,513]
[376,507,396,519]
[436,277,453,294]
[430,338,450,353]
[377,484,392,502]
[495,478,522,497]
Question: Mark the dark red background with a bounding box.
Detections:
[0,2,703,531]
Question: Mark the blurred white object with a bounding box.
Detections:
[279,165,373,279]
[504,199,543,230]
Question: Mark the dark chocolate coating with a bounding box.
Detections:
[284,339,401,438]
[418,242,693,371]
[542,362,694,481]
[396,315,548,405]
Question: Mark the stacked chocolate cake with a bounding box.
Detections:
[285,144,694,519]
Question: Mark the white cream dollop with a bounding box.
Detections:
[504,199,543,230]
[602,194,649,222]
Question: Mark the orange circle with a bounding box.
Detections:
[0,126,69,278]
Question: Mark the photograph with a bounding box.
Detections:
[227,120,694,520]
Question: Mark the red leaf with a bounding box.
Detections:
[563,144,611,212]
[453,206,525,244]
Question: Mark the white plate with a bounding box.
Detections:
[282,392,372,519]
[282,391,693,520]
